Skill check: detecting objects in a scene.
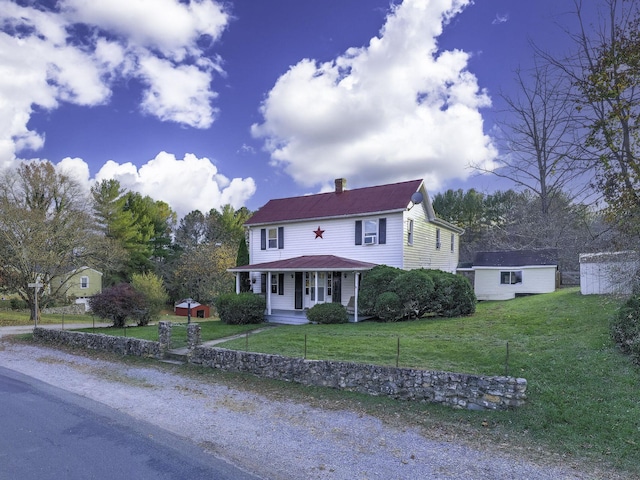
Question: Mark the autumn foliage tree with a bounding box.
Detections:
[0,162,117,322]
[89,283,148,327]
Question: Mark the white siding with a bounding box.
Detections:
[474,266,556,301]
[249,215,405,268]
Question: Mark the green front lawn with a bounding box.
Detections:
[216,288,640,475]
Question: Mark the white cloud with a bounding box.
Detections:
[492,13,509,25]
[252,0,498,192]
[138,55,218,128]
[94,152,256,218]
[0,0,229,169]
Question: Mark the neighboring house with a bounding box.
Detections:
[229,178,463,324]
[175,299,211,319]
[580,251,639,295]
[50,266,103,311]
[465,249,559,301]
[50,267,103,298]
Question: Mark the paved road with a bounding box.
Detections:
[0,366,261,480]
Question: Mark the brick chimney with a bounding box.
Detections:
[335,178,347,194]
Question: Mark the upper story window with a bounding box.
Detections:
[364,220,377,245]
[355,218,386,246]
[261,227,284,250]
[436,228,441,250]
[450,233,455,252]
[80,276,89,289]
[268,228,278,248]
[407,219,414,245]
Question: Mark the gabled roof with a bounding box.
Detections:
[473,249,558,267]
[245,179,424,225]
[228,255,378,272]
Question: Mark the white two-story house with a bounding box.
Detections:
[229,178,463,323]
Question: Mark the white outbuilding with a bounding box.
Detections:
[579,251,639,295]
[470,249,559,301]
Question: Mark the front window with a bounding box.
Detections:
[450,233,455,252]
[436,228,441,249]
[500,271,522,285]
[80,276,89,289]
[407,220,414,245]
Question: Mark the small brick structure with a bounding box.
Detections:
[33,324,526,411]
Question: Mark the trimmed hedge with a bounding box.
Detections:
[610,294,640,364]
[359,266,476,322]
[215,293,266,325]
[306,302,349,324]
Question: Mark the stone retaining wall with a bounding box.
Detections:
[189,346,526,410]
[33,327,162,358]
[32,325,527,410]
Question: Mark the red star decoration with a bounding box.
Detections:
[313,226,325,239]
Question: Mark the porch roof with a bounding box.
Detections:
[228,255,378,273]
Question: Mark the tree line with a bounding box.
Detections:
[0,162,251,322]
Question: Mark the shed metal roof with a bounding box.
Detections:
[473,249,558,267]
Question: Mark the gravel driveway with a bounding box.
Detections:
[0,338,613,480]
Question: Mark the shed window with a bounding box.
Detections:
[500,271,522,285]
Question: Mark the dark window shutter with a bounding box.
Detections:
[355,220,362,245]
[260,229,266,250]
[278,226,284,249]
[278,273,284,295]
[379,218,386,244]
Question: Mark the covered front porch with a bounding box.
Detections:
[228,255,377,324]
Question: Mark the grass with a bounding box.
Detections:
[76,318,264,349]
[0,309,96,327]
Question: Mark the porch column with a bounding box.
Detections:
[235,273,241,294]
[354,272,360,323]
[266,273,272,315]
[314,271,319,306]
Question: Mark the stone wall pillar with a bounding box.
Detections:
[187,323,201,350]
[158,321,171,353]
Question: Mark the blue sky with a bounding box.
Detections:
[1,0,598,218]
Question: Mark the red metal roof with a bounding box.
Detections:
[228,255,378,272]
[245,179,424,225]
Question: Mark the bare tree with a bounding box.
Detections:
[482,61,590,215]
[543,0,640,236]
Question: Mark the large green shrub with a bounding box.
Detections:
[389,270,435,319]
[611,294,640,364]
[420,269,476,317]
[358,265,401,315]
[306,302,348,324]
[360,265,476,321]
[215,293,265,325]
[374,291,403,322]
